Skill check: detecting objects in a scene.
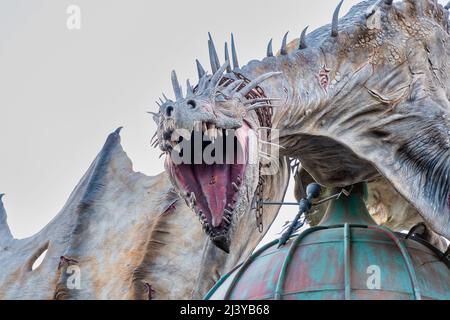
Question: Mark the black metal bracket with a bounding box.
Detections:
[253,184,353,248]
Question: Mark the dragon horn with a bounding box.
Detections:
[208,32,220,73]
[186,79,194,97]
[267,39,274,57]
[196,59,206,79]
[222,79,244,96]
[238,72,282,97]
[280,31,289,55]
[171,70,183,100]
[331,0,344,37]
[231,33,239,69]
[224,42,232,73]
[299,26,309,50]
[209,60,230,88]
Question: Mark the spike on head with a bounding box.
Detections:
[230,33,239,70]
[186,79,194,97]
[208,33,220,73]
[280,32,289,55]
[299,26,309,50]
[224,42,232,73]
[267,39,274,57]
[171,70,183,100]
[209,61,230,89]
[196,59,206,80]
[331,0,344,37]
[238,72,282,97]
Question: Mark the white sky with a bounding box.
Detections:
[0,0,446,243]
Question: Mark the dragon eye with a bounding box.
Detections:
[187,100,196,109]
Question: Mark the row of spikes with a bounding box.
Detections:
[269,0,450,57]
[160,0,450,104]
[267,0,344,57]
[170,59,280,102]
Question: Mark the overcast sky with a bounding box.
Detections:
[1,0,446,242]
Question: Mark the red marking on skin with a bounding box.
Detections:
[319,66,331,92]
[144,283,155,300]
[58,256,78,270]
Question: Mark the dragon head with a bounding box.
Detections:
[152,41,281,253]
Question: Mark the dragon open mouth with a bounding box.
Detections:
[164,122,251,253]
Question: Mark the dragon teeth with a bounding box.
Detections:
[232,182,239,192]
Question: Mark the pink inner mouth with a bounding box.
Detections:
[165,123,250,233]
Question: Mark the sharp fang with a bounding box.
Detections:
[207,124,217,140]
[190,192,196,204]
[202,122,208,132]
[236,176,241,184]
[173,144,181,153]
[223,216,231,224]
[232,182,239,192]
[224,208,233,216]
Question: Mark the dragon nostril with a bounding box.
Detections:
[187,100,197,109]
[165,105,174,117]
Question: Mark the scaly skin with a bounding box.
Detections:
[156,0,450,246]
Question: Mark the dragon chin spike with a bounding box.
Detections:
[280,31,289,55]
[299,26,309,50]
[267,39,274,57]
[331,0,344,37]
[196,59,206,80]
[171,70,183,100]
[230,33,239,70]
[238,72,282,97]
[208,32,220,74]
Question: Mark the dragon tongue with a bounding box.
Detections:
[195,164,229,228]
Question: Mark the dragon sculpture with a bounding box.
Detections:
[1,0,449,299]
[155,0,450,252]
